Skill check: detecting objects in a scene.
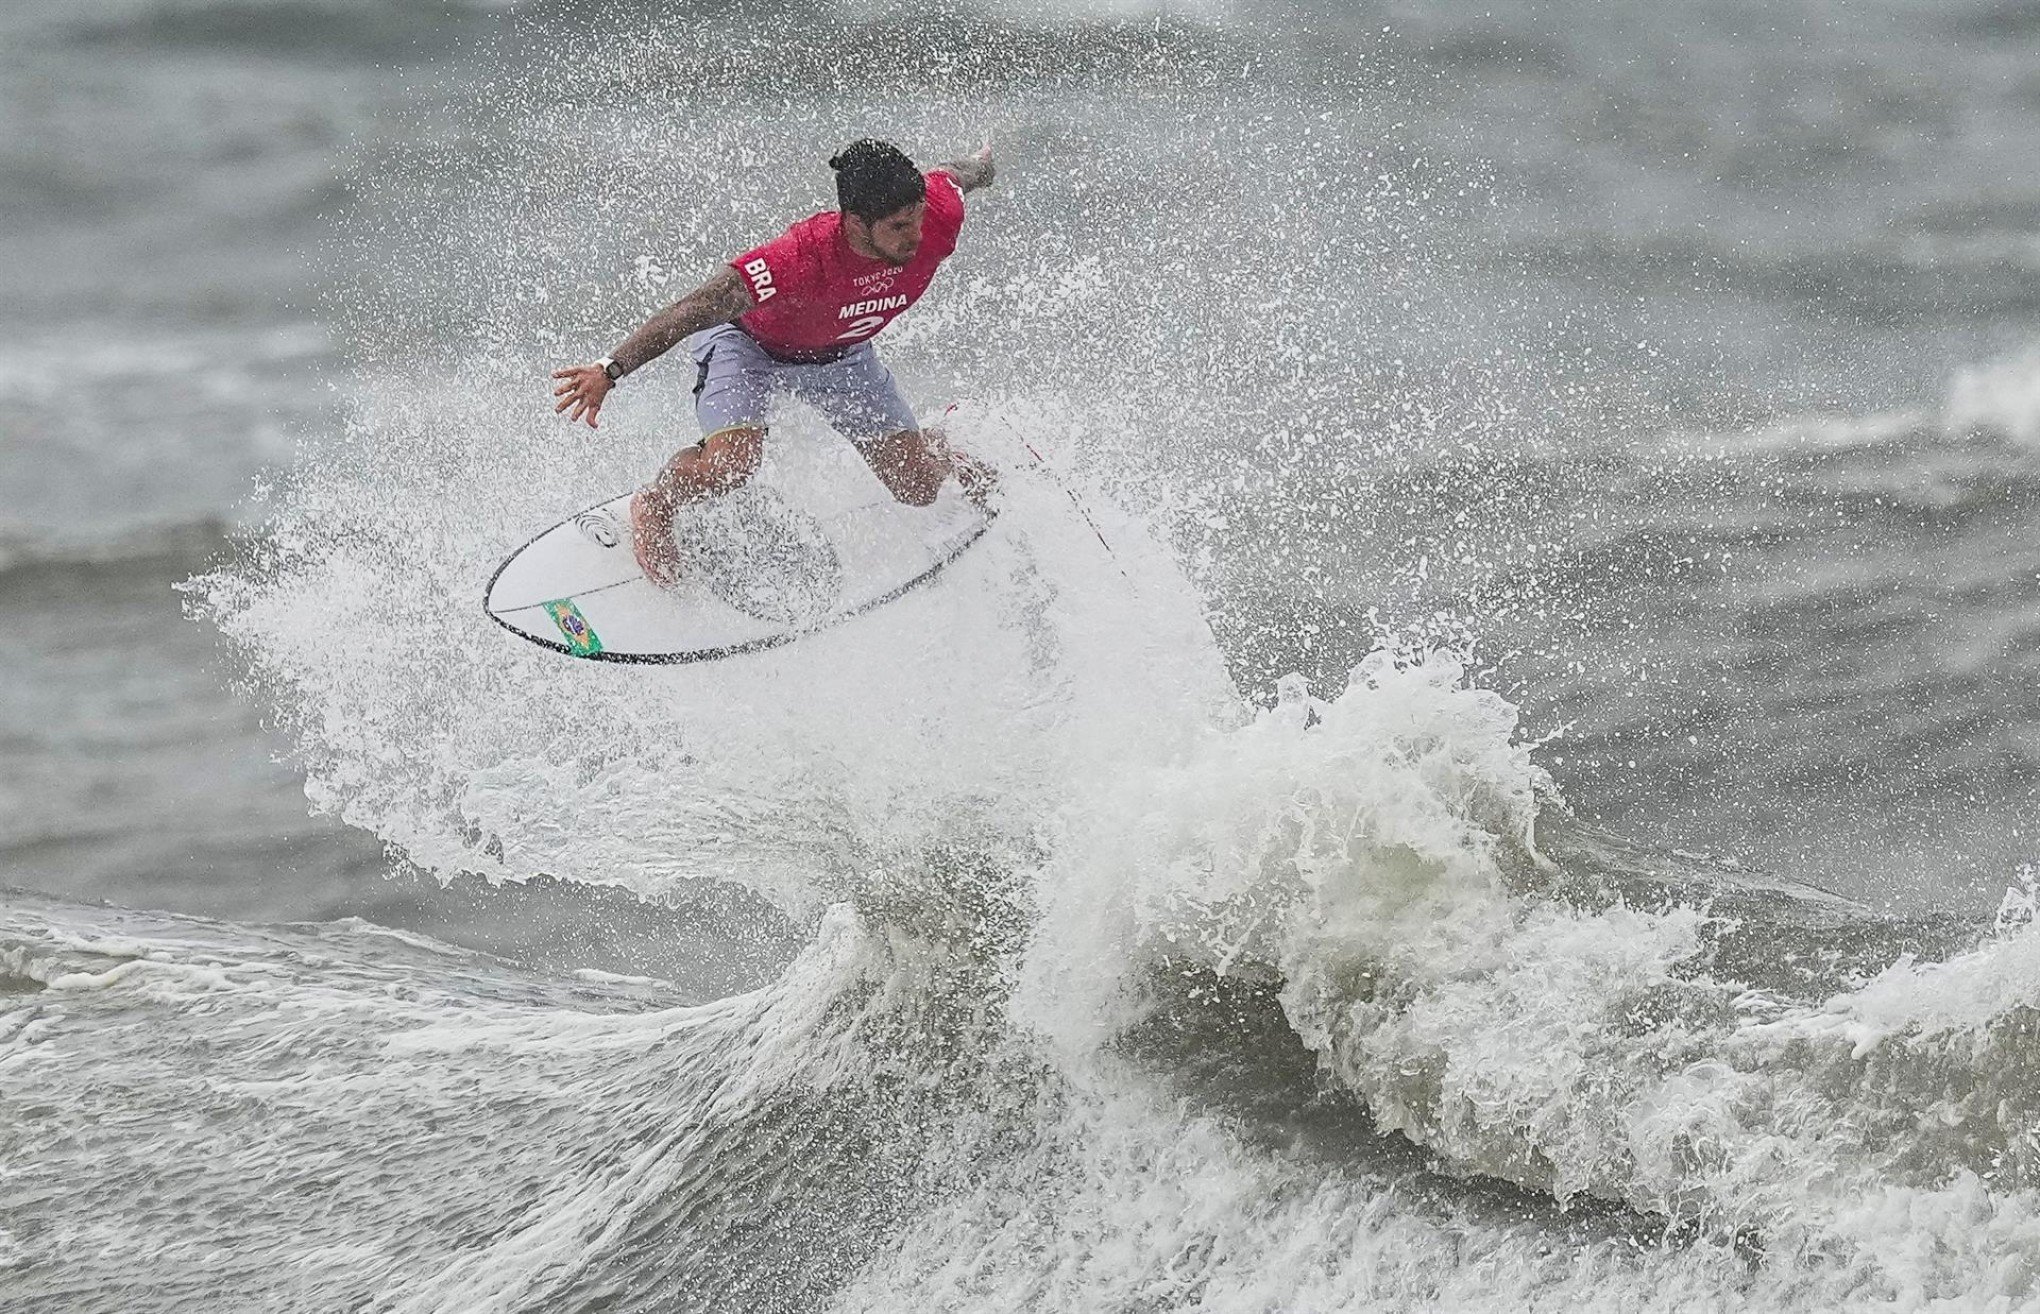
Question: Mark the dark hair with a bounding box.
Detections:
[830,139,925,222]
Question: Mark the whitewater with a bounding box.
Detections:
[11,601,2039,1306]
[17,384,2040,1304]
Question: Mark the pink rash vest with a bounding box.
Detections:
[728,169,967,360]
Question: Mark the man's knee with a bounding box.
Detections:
[697,426,765,492]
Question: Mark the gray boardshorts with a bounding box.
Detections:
[684,323,917,449]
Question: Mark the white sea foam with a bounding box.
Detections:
[1946,350,2040,448]
[197,368,1238,917]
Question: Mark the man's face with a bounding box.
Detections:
[856,201,926,266]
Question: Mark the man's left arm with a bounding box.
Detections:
[936,143,995,194]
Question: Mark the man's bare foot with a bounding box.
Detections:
[629,489,683,588]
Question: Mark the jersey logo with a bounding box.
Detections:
[838,294,908,319]
[742,257,777,302]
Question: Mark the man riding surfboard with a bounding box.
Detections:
[550,139,998,585]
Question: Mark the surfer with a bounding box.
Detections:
[550,139,998,586]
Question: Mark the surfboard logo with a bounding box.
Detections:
[573,509,621,548]
[542,598,603,655]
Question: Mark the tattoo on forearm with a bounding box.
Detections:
[939,154,995,193]
[609,266,753,376]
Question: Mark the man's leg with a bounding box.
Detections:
[857,427,996,508]
[797,346,997,508]
[629,326,780,587]
[629,426,765,584]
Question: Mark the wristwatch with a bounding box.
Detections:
[596,356,623,382]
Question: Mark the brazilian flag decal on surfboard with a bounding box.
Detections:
[542,598,603,655]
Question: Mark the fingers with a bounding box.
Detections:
[550,368,606,427]
[551,366,597,396]
[553,368,588,415]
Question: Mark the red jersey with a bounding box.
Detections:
[728,169,966,359]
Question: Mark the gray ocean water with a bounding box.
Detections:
[6,0,2040,1308]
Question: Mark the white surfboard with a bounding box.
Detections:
[485,485,994,663]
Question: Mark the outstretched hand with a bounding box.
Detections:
[942,140,997,194]
[551,364,613,429]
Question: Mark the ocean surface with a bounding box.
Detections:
[5,0,2040,1308]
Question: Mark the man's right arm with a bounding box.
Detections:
[552,265,753,428]
[607,265,753,377]
[937,143,995,194]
